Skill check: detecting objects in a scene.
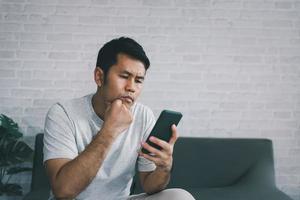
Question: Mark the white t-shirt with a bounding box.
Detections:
[43,93,156,200]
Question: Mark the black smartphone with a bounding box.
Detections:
[141,110,183,154]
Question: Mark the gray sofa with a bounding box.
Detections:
[132,137,292,200]
[24,134,292,200]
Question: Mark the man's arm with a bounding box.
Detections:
[45,99,132,199]
[138,169,170,194]
[138,124,178,194]
[45,127,116,199]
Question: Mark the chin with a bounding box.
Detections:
[124,101,134,109]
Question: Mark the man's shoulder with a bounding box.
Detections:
[47,93,93,118]
[62,93,92,108]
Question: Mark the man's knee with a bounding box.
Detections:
[160,188,195,199]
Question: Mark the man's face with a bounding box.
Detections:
[100,54,146,108]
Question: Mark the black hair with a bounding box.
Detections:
[96,37,150,78]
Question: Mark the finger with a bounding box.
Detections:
[122,102,131,110]
[169,124,179,145]
[139,150,162,163]
[141,142,164,157]
[109,98,122,109]
[114,98,122,105]
[112,98,130,110]
[149,137,172,153]
[139,151,160,163]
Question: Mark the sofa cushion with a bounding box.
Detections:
[185,186,292,200]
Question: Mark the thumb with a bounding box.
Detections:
[169,124,179,145]
[109,99,122,109]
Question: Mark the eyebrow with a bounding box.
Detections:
[121,70,145,80]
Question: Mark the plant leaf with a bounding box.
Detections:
[0,139,33,167]
[0,114,22,139]
[3,183,23,196]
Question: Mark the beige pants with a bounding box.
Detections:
[127,188,195,200]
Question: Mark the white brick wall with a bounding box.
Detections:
[0,0,299,199]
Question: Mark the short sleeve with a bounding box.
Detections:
[43,103,78,163]
[137,108,156,172]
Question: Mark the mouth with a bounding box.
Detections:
[120,96,134,103]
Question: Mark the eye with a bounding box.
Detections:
[119,75,129,79]
[135,79,143,84]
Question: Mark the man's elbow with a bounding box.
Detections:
[142,183,164,195]
[52,185,78,200]
[144,188,163,195]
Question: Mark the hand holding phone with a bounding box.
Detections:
[141,110,183,154]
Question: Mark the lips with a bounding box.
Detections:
[120,95,134,103]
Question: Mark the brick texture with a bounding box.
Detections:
[0,0,299,199]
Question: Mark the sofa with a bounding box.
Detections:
[23,133,292,200]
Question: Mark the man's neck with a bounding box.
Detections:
[91,93,106,120]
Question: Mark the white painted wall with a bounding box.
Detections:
[0,0,299,199]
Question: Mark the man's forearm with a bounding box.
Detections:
[52,128,116,199]
[142,168,171,194]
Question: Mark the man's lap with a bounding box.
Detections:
[127,188,195,200]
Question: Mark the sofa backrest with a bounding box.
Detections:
[132,137,276,193]
[32,134,276,195]
[31,133,50,191]
[171,137,275,188]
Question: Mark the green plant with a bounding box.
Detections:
[0,114,33,196]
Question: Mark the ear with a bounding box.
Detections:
[94,67,104,87]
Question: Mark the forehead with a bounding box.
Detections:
[111,54,146,76]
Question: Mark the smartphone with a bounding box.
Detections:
[141,110,183,154]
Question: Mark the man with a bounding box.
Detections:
[44,37,195,200]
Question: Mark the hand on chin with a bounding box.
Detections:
[105,97,133,110]
[120,99,133,110]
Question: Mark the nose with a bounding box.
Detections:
[125,78,135,93]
